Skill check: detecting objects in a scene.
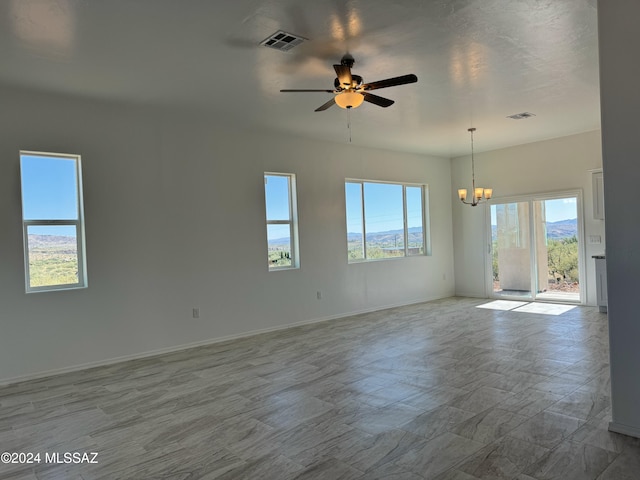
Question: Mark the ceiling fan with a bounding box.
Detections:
[280,54,418,111]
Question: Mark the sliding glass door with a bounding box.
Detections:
[489,192,583,303]
[491,201,533,299]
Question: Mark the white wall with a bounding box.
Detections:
[0,86,454,383]
[451,131,604,304]
[598,0,640,438]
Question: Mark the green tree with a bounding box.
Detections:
[547,236,579,283]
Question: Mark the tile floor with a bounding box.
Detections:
[0,297,638,479]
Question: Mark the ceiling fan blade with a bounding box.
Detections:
[362,92,395,107]
[334,64,353,88]
[280,89,335,92]
[362,74,418,91]
[314,98,336,111]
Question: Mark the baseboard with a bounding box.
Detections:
[454,291,488,299]
[0,294,447,386]
[608,421,640,439]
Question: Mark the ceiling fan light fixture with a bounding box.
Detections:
[335,91,364,109]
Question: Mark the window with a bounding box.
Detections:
[264,173,299,269]
[345,180,428,262]
[20,151,87,292]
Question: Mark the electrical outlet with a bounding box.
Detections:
[192,307,200,319]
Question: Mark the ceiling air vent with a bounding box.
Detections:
[507,112,536,120]
[260,31,306,52]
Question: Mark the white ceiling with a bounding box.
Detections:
[0,0,600,157]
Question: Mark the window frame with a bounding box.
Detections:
[345,179,430,262]
[20,151,88,293]
[264,172,300,270]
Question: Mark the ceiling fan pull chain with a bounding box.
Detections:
[347,107,352,143]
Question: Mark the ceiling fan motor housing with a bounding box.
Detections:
[340,54,355,68]
[334,75,363,91]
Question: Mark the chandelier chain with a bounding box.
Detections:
[470,127,476,191]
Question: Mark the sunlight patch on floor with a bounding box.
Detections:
[476,300,529,311]
[477,300,577,315]
[512,302,577,315]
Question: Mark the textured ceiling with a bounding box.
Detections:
[0,0,600,157]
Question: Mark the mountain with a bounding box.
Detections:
[346,227,423,243]
[27,234,76,248]
[545,218,578,240]
[491,218,577,241]
[270,227,424,246]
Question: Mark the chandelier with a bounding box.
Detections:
[458,127,492,206]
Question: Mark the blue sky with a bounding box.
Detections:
[264,174,291,220]
[346,182,424,234]
[545,198,578,222]
[490,197,578,225]
[21,154,79,236]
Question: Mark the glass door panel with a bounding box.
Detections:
[491,202,532,299]
[534,197,581,303]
